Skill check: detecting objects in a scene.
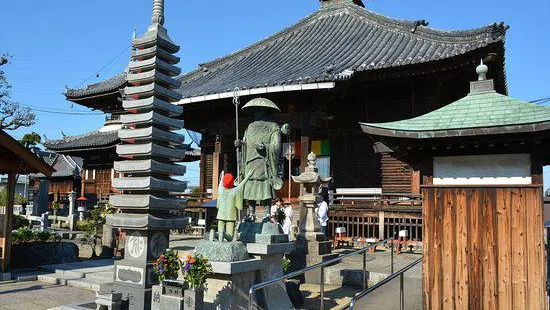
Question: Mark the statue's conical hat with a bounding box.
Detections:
[241,97,281,113]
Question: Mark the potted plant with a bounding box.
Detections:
[181,253,213,310]
[154,249,185,297]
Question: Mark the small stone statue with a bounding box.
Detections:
[211,170,253,242]
[235,98,286,222]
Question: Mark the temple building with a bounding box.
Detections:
[71,0,509,199]
[44,77,200,206]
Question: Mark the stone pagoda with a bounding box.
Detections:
[99,0,188,309]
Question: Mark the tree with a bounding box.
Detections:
[0,54,36,131]
[19,132,41,148]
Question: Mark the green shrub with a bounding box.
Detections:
[76,204,116,234]
[12,215,30,230]
[11,227,58,245]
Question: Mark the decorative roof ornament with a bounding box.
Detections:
[151,0,165,25]
[476,59,488,81]
[320,0,365,8]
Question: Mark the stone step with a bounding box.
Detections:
[84,271,113,283]
[37,273,82,286]
[66,277,112,291]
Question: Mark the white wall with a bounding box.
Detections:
[433,154,532,185]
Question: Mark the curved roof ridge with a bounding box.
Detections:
[361,91,550,134]
[65,73,126,99]
[179,4,507,95]
[352,6,507,43]
[45,129,116,146]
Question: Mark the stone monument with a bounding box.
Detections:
[291,152,337,283]
[96,1,189,309]
[235,98,284,222]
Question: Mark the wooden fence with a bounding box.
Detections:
[328,210,422,241]
[422,185,546,310]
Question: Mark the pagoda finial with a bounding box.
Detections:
[152,0,165,25]
[476,59,488,81]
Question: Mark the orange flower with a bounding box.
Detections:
[187,254,192,260]
[190,259,196,264]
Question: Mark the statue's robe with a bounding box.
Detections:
[241,119,282,201]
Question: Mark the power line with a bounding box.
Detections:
[74,44,132,88]
[18,104,105,115]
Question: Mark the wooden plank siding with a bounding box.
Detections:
[380,153,411,193]
[422,186,546,310]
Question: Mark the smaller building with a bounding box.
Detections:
[29,150,83,212]
[361,63,549,310]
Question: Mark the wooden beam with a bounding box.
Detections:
[1,173,15,272]
[212,140,222,199]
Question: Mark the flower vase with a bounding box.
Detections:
[162,279,187,298]
[183,288,204,310]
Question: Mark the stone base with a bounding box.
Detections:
[238,222,289,244]
[194,240,250,262]
[151,284,205,310]
[204,259,264,310]
[97,282,151,310]
[246,243,294,256]
[253,253,294,310]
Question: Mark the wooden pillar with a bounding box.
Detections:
[212,140,222,199]
[411,170,421,194]
[378,211,385,240]
[1,173,15,272]
[199,152,206,194]
[300,136,310,171]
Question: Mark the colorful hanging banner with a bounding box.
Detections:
[311,140,330,156]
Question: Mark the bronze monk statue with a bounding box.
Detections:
[235,98,286,222]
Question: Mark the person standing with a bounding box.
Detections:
[282,201,294,236]
[316,195,329,236]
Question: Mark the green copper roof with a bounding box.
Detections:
[360,89,550,138]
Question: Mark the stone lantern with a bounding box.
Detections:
[291,152,337,283]
[76,196,87,221]
[291,152,331,237]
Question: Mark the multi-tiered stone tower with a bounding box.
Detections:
[102,1,188,308]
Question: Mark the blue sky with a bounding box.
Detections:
[1,0,549,188]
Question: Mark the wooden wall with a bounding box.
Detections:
[422,186,546,310]
[380,153,411,193]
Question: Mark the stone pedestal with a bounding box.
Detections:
[151,283,204,310]
[101,224,117,258]
[204,259,263,310]
[247,243,294,310]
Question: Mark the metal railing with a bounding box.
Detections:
[248,238,394,310]
[347,257,422,310]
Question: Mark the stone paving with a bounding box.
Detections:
[0,234,423,309]
[0,281,95,310]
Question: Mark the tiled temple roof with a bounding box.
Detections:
[44,130,201,161]
[44,130,120,152]
[66,2,507,102]
[178,2,507,99]
[65,73,126,99]
[360,64,550,139]
[32,150,83,178]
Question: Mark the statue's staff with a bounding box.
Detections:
[233,87,241,178]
